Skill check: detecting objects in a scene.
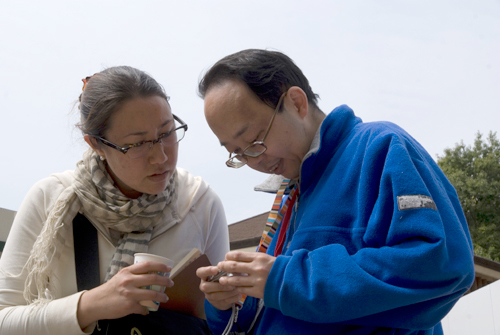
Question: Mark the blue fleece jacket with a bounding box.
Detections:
[206,105,475,334]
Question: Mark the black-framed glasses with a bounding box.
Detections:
[226,92,287,168]
[96,114,188,159]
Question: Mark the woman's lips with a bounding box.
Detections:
[148,170,169,182]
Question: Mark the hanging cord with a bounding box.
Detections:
[247,299,264,333]
[221,304,239,335]
[221,299,264,335]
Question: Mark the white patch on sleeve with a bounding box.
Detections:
[397,195,437,211]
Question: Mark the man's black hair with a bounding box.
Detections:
[199,49,320,111]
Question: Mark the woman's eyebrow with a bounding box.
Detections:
[123,119,173,138]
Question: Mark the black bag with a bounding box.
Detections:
[73,213,212,335]
[93,309,211,335]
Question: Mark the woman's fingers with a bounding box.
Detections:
[78,261,176,328]
[129,260,172,275]
[139,286,170,303]
[119,262,174,289]
[135,272,173,289]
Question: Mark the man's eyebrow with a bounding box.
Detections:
[220,124,249,147]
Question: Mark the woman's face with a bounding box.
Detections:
[92,95,178,199]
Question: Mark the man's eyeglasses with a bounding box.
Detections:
[96,114,188,159]
[226,92,286,168]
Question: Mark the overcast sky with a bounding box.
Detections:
[1,0,499,225]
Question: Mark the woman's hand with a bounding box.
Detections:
[77,261,174,330]
[196,265,241,311]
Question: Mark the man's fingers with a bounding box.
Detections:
[206,290,241,303]
[196,265,220,280]
[225,251,257,262]
[200,280,236,293]
[222,273,253,287]
[234,286,260,298]
[218,260,253,276]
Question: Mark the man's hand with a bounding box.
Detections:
[217,251,276,299]
[197,265,241,311]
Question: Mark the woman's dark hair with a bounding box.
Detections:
[76,66,169,137]
[198,49,319,111]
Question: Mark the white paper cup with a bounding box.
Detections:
[134,253,175,311]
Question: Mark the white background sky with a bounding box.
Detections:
[0,0,499,225]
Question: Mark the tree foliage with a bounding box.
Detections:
[437,131,500,262]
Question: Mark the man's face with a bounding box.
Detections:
[204,80,310,180]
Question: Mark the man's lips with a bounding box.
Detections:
[267,160,282,174]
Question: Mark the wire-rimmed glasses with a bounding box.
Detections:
[226,92,287,168]
[95,114,188,159]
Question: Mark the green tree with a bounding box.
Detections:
[437,131,500,262]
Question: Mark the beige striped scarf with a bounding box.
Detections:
[23,149,179,304]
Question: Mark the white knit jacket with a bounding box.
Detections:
[0,167,229,335]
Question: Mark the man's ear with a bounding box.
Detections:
[84,134,106,159]
[286,86,308,119]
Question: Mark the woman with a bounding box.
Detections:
[0,66,229,334]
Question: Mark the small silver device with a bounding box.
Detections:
[207,270,231,282]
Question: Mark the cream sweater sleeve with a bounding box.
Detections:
[199,186,230,265]
[0,174,89,335]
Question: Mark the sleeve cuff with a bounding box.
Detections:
[46,291,94,334]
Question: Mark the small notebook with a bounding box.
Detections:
[160,248,211,319]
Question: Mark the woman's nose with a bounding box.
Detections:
[148,141,168,164]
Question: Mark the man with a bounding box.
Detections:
[196,49,474,334]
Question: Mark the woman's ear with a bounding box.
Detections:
[286,86,308,119]
[84,134,106,159]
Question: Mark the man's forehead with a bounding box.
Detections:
[204,81,261,142]
[205,85,246,121]
[204,79,279,151]
[205,80,248,108]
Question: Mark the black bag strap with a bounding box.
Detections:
[73,213,100,291]
[72,213,212,335]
